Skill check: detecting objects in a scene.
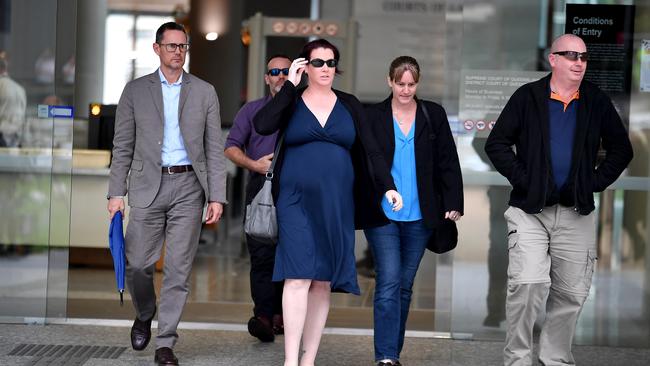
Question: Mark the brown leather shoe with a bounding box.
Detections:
[130,308,155,351]
[154,347,179,365]
[247,316,274,342]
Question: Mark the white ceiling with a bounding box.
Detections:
[108,0,189,12]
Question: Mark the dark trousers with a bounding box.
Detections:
[247,234,283,317]
[245,173,283,318]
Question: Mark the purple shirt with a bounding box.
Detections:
[225,96,278,162]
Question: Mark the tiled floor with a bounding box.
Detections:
[1,322,649,366]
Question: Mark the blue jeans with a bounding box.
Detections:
[364,220,432,361]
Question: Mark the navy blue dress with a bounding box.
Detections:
[272,98,360,295]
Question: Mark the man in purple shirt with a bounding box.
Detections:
[224,54,291,342]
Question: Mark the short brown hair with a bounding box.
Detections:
[389,56,420,82]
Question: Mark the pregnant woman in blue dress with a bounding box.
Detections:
[254,39,403,366]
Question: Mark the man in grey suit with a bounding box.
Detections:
[107,22,226,366]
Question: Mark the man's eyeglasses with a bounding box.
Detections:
[308,58,338,68]
[267,68,289,76]
[158,43,190,52]
[552,51,589,62]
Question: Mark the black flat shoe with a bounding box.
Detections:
[154,347,179,365]
[130,308,155,351]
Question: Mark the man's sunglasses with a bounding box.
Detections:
[552,51,589,62]
[267,68,289,76]
[308,58,338,68]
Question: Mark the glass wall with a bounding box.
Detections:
[450,0,650,348]
[0,0,75,322]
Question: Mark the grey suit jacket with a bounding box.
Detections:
[108,70,227,208]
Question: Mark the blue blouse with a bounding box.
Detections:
[382,118,422,221]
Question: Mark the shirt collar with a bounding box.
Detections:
[550,89,579,112]
[158,68,183,86]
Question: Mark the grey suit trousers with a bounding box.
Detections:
[125,171,205,349]
[503,205,597,366]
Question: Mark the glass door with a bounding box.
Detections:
[0,0,75,323]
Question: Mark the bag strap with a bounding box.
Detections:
[418,100,437,141]
[419,100,431,129]
[265,133,284,180]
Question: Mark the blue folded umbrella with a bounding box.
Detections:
[109,211,125,306]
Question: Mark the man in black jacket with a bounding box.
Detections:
[485,34,633,366]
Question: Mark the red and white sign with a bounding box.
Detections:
[463,120,474,130]
[476,120,486,130]
[489,121,496,130]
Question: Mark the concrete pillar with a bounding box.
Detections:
[73,0,106,119]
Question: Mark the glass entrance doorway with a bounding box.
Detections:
[0,0,76,322]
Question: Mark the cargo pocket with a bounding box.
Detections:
[506,230,521,282]
[583,249,598,291]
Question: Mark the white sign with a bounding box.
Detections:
[459,70,546,137]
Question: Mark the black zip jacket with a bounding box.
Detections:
[485,74,633,215]
[252,81,397,229]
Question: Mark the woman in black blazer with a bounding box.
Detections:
[362,56,464,366]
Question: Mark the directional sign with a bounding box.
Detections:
[37,105,74,119]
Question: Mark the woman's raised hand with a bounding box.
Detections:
[288,57,308,86]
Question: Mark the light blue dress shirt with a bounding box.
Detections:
[382,118,422,221]
[159,69,191,167]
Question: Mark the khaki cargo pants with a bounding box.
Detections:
[503,205,597,366]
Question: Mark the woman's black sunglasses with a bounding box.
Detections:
[308,58,338,68]
[267,68,289,76]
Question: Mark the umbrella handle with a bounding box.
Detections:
[119,290,124,306]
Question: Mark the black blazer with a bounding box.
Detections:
[253,81,397,229]
[362,96,464,231]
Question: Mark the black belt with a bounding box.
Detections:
[162,165,193,174]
